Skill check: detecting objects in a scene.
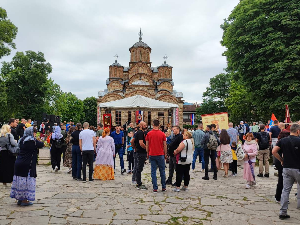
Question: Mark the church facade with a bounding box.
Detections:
[97,30,184,128]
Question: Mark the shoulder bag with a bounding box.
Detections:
[6,134,20,155]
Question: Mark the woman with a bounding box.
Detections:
[173,131,193,192]
[63,126,75,173]
[217,129,233,178]
[93,128,115,180]
[10,127,44,206]
[71,123,82,180]
[243,133,258,189]
[274,130,290,203]
[50,126,64,172]
[0,124,18,186]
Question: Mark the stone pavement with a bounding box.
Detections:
[0,161,299,225]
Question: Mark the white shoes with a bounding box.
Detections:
[245,184,251,189]
[54,166,58,172]
[67,168,72,173]
[173,188,180,192]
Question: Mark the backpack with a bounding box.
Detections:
[207,134,218,151]
[55,138,63,148]
[259,132,269,149]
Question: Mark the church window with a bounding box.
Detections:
[128,111,131,123]
[116,111,121,126]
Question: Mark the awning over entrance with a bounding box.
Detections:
[99,95,178,109]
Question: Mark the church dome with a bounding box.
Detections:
[110,60,123,67]
[129,29,151,51]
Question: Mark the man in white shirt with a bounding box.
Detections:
[79,122,96,182]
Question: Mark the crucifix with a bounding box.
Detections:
[163,55,168,63]
[114,54,119,60]
[139,28,143,41]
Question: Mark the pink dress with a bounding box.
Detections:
[95,136,115,167]
[243,141,258,181]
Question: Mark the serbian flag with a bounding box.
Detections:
[135,110,143,124]
[269,113,277,127]
[285,105,291,123]
[191,114,195,125]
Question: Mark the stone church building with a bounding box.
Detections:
[97,30,184,128]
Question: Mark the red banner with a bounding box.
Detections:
[103,114,111,128]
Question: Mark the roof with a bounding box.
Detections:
[110,60,123,67]
[183,104,199,112]
[129,41,151,50]
[99,95,178,109]
[158,61,172,68]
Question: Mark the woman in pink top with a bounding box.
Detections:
[217,129,233,178]
[242,133,258,189]
[93,128,115,180]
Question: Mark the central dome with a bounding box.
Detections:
[129,29,151,51]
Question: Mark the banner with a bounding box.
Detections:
[191,113,195,125]
[97,105,101,124]
[201,112,229,130]
[269,113,277,127]
[103,114,111,128]
[175,108,179,126]
[285,105,291,123]
[135,110,143,124]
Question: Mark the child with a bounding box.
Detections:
[127,131,134,174]
[231,141,238,176]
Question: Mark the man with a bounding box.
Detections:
[96,123,104,140]
[135,121,148,190]
[192,124,205,172]
[111,126,125,174]
[25,119,32,128]
[201,125,219,180]
[146,120,167,193]
[270,120,281,168]
[257,124,270,177]
[227,122,239,146]
[79,122,96,182]
[251,122,259,133]
[272,124,300,220]
[244,121,250,134]
[16,118,26,139]
[9,118,18,140]
[166,126,183,185]
[61,125,67,164]
[237,121,246,143]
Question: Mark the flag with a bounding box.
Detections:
[136,110,143,124]
[191,114,195,125]
[285,105,291,123]
[269,113,277,127]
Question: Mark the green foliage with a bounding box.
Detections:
[82,96,97,126]
[0,78,8,121]
[225,80,255,124]
[1,51,52,119]
[221,0,300,121]
[0,7,18,59]
[55,92,84,123]
[196,73,230,117]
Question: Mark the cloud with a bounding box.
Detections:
[1,0,239,102]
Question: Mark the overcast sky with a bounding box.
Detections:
[1,0,240,103]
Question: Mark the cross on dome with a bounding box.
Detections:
[139,28,143,41]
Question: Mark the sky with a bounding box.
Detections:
[1,0,240,103]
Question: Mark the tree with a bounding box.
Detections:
[221,0,300,121]
[0,7,18,59]
[55,92,84,123]
[196,73,231,116]
[82,97,97,126]
[1,51,52,119]
[0,78,8,122]
[225,80,255,124]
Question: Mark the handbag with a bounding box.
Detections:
[6,134,20,155]
[180,140,188,162]
[236,143,245,161]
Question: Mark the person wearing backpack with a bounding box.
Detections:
[256,124,271,178]
[50,126,64,172]
[201,125,220,180]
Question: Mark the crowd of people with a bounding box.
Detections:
[0,118,299,220]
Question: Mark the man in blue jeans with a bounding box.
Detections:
[192,124,205,171]
[111,126,125,174]
[146,120,167,193]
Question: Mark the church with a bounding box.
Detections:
[97,30,184,129]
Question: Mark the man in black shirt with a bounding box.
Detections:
[17,118,26,139]
[166,126,183,186]
[272,124,300,220]
[9,118,18,140]
[135,121,148,190]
